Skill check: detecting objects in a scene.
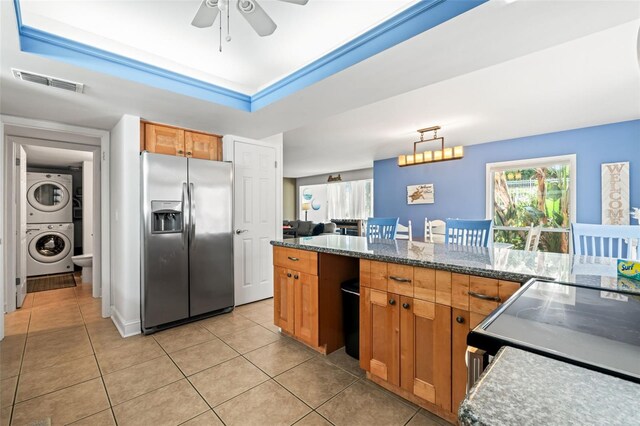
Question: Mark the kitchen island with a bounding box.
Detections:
[270,235,632,423]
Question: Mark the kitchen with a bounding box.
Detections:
[1,0,640,425]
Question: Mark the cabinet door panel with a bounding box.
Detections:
[400,297,451,411]
[274,267,294,334]
[369,289,399,386]
[452,308,470,413]
[145,124,185,156]
[294,272,319,346]
[185,131,220,160]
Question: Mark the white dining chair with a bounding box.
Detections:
[524,225,542,252]
[572,223,640,260]
[396,220,413,241]
[424,219,446,243]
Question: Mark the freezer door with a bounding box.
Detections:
[141,152,189,330]
[188,158,234,316]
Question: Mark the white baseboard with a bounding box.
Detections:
[111,305,141,338]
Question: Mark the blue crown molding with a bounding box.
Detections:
[13,0,487,112]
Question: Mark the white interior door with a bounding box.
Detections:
[16,146,27,307]
[233,141,277,305]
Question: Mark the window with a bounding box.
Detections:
[299,179,373,221]
[486,155,576,253]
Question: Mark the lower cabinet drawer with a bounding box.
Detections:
[468,276,500,315]
[274,247,318,275]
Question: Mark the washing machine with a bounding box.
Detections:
[27,224,74,276]
[27,172,72,223]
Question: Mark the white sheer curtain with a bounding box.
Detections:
[326,179,373,219]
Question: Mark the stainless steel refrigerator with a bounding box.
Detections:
[141,152,233,334]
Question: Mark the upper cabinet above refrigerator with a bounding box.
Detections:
[140,122,223,161]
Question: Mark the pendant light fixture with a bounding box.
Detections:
[397,126,463,167]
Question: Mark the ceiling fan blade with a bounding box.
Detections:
[191,0,219,28]
[237,0,277,37]
[276,0,309,5]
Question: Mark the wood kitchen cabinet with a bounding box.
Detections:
[360,262,452,413]
[360,259,520,422]
[144,123,185,156]
[141,121,222,160]
[185,131,222,160]
[273,247,358,353]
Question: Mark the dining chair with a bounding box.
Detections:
[571,223,640,259]
[396,220,413,241]
[445,219,492,247]
[366,217,399,240]
[424,219,446,243]
[524,225,542,252]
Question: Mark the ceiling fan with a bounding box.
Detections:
[192,0,309,45]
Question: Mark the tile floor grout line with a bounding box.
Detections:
[9,297,34,426]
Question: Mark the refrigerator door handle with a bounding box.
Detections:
[182,182,188,249]
[189,182,196,248]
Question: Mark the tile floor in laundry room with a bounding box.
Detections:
[0,281,452,426]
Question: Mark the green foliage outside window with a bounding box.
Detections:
[493,164,570,253]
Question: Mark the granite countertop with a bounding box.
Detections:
[459,346,640,426]
[271,235,639,293]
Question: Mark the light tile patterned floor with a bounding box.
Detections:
[1,283,452,426]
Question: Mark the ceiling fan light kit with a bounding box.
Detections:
[397,126,464,167]
[191,0,308,52]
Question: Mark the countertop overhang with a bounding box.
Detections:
[271,235,635,291]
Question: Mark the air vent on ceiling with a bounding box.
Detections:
[12,69,84,93]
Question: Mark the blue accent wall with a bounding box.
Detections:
[374,120,640,238]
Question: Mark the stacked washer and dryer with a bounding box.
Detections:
[26,173,74,276]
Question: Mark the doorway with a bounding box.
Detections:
[7,137,99,308]
[1,116,110,340]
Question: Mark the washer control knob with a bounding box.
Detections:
[48,225,54,229]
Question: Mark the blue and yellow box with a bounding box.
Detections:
[617,259,640,281]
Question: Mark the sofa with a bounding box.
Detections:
[283,220,338,238]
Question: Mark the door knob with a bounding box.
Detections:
[235,229,248,235]
[389,299,396,306]
[456,316,465,324]
[402,303,410,309]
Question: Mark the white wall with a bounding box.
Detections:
[83,160,94,252]
[109,115,141,337]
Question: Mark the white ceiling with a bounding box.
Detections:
[23,144,93,167]
[19,0,416,93]
[2,0,639,178]
[284,19,640,176]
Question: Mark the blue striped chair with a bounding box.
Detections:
[366,217,399,240]
[445,219,492,247]
[572,223,640,259]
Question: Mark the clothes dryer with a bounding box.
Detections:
[27,172,72,223]
[27,223,74,276]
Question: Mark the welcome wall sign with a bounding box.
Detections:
[601,162,629,225]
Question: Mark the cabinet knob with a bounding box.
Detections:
[389,299,396,306]
[187,151,192,156]
[456,316,465,324]
[287,273,292,278]
[178,150,183,154]
[402,303,410,309]
[294,275,299,280]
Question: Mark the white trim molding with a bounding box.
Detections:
[111,305,141,338]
